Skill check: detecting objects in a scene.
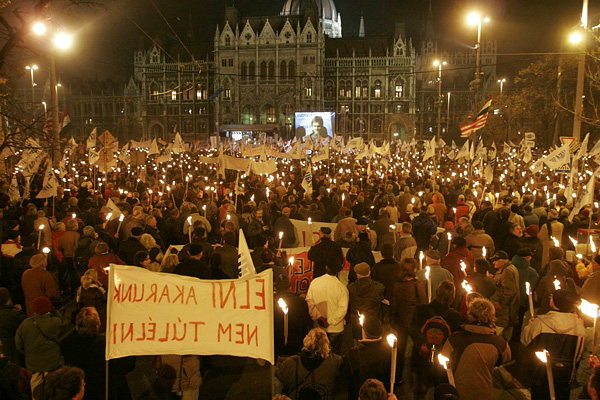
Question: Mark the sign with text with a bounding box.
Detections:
[106,265,274,364]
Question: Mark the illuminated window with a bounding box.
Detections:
[171,90,177,101]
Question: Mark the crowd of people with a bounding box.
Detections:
[0,141,599,400]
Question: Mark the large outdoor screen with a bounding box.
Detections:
[294,112,335,141]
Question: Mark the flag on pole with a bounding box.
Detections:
[148,139,160,156]
[423,139,436,161]
[238,229,257,277]
[569,170,596,221]
[460,97,493,137]
[87,128,97,149]
[89,149,100,165]
[456,141,470,159]
[36,162,59,199]
[576,132,590,159]
[301,168,313,194]
[172,133,185,154]
[59,110,71,137]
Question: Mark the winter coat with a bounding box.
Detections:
[346,240,375,283]
[511,255,539,309]
[390,278,427,330]
[490,262,520,328]
[440,246,475,288]
[21,268,60,317]
[343,339,391,400]
[538,220,564,267]
[15,314,63,373]
[465,229,495,260]
[348,277,384,328]
[371,258,401,300]
[411,215,437,252]
[307,238,344,279]
[416,264,453,301]
[276,351,343,400]
[521,236,543,272]
[306,274,349,334]
[441,324,511,400]
[0,305,25,365]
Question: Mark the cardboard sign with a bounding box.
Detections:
[106,266,274,364]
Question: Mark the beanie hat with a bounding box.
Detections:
[30,254,47,269]
[83,226,95,237]
[552,289,577,313]
[33,297,54,315]
[131,227,144,237]
[354,262,370,277]
[525,225,539,237]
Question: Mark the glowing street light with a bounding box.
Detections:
[497,78,506,94]
[433,60,447,142]
[467,13,490,109]
[54,33,73,50]
[33,22,47,35]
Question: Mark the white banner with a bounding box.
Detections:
[290,220,337,246]
[106,266,274,364]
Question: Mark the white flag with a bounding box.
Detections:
[36,163,59,199]
[490,142,497,159]
[301,168,313,194]
[312,146,329,163]
[589,137,600,157]
[89,149,100,165]
[87,128,97,149]
[523,146,532,163]
[456,141,470,159]
[576,132,590,159]
[484,164,494,183]
[569,171,596,221]
[8,176,20,202]
[172,133,185,154]
[238,229,257,277]
[543,145,570,170]
[148,139,160,156]
[423,139,436,161]
[503,143,511,154]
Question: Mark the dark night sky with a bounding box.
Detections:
[41,0,593,85]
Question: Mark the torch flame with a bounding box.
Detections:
[279,231,284,240]
[386,333,397,347]
[358,311,365,327]
[39,224,45,231]
[277,298,288,314]
[106,213,112,221]
[569,237,578,248]
[579,298,599,318]
[438,354,450,369]
[461,280,473,294]
[42,247,50,254]
[551,237,559,247]
[425,266,430,280]
[535,350,548,363]
[482,246,487,257]
[526,281,531,295]
[553,277,561,290]
[119,214,124,222]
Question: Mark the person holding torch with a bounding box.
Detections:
[439,298,511,400]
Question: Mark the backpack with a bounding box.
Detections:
[418,315,452,364]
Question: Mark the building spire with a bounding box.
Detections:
[359,14,365,37]
[425,0,434,40]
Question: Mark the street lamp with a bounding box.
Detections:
[467,13,490,111]
[447,92,451,134]
[497,78,506,94]
[433,60,447,141]
[33,21,72,167]
[571,16,587,141]
[42,102,47,114]
[25,65,38,112]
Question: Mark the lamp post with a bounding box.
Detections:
[571,0,588,141]
[25,65,38,113]
[42,101,47,114]
[433,60,446,142]
[33,22,72,167]
[446,92,451,135]
[467,13,490,111]
[497,78,506,94]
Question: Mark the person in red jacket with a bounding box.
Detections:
[441,236,475,290]
[452,195,472,225]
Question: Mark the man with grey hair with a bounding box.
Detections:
[416,250,453,301]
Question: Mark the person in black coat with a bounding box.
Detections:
[117,227,146,265]
[346,231,375,283]
[307,227,344,278]
[500,223,523,260]
[172,244,211,279]
[274,275,312,357]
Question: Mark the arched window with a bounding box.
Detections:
[249,61,256,81]
[372,119,382,133]
[241,62,247,81]
[242,105,254,124]
[288,61,295,79]
[260,61,267,79]
[355,81,361,98]
[261,104,275,123]
[268,61,275,80]
[339,81,345,97]
[373,80,382,98]
[150,82,159,101]
[345,80,352,98]
[362,80,368,97]
[395,78,404,98]
[280,61,287,80]
[306,32,312,43]
[223,78,231,99]
[225,35,231,46]
[303,78,312,97]
[325,81,334,98]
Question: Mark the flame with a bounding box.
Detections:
[419,251,424,261]
[461,280,473,294]
[39,224,45,230]
[308,217,312,225]
[569,237,578,248]
[187,216,192,225]
[358,311,365,326]
[535,350,548,363]
[460,261,467,272]
[119,214,124,222]
[386,333,397,347]
[551,237,559,247]
[277,298,288,314]
[591,237,597,253]
[447,232,452,241]
[579,298,599,318]
[106,213,112,221]
[425,266,430,280]
[482,246,487,257]
[289,256,294,266]
[526,281,531,296]
[438,354,450,369]
[278,231,284,239]
[42,247,50,254]
[553,277,561,290]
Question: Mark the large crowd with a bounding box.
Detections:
[0,139,599,400]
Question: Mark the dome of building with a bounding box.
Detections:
[281,0,337,20]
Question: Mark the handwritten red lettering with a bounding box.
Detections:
[147,318,156,341]
[211,283,216,308]
[190,321,205,341]
[172,285,184,304]
[146,283,157,303]
[240,281,250,309]
[173,318,186,341]
[159,285,170,303]
[235,323,244,344]
[136,323,146,341]
[159,322,169,342]
[113,284,122,303]
[134,284,144,302]
[247,325,258,347]
[220,282,237,309]
[218,323,232,342]
[121,322,133,342]
[186,286,197,305]
[255,279,266,310]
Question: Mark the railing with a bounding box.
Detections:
[324,57,413,67]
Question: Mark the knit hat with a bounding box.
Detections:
[131,227,144,237]
[444,221,454,230]
[30,254,47,269]
[490,251,509,262]
[451,236,467,247]
[548,209,559,219]
[517,247,533,257]
[525,225,539,237]
[282,207,291,215]
[0,288,10,306]
[425,250,442,261]
[32,297,54,315]
[552,289,577,313]
[354,262,370,277]
[188,243,203,256]
[320,227,332,235]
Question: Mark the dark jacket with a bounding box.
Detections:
[371,258,401,300]
[471,272,496,299]
[0,305,25,365]
[501,233,523,260]
[307,237,344,279]
[521,236,543,272]
[346,240,375,283]
[411,215,437,252]
[117,237,146,266]
[511,255,539,308]
[172,258,212,280]
[273,216,297,248]
[343,339,392,400]
[390,278,427,330]
[274,292,312,357]
[348,277,384,339]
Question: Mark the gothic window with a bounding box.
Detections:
[245,33,252,45]
[225,35,231,46]
[339,81,345,97]
[196,84,204,100]
[325,81,334,98]
[304,78,312,97]
[223,79,231,99]
[222,59,227,67]
[288,61,295,78]
[280,61,287,80]
[241,62,247,81]
[260,61,267,79]
[229,59,233,67]
[372,119,382,133]
[268,61,275,80]
[355,81,361,98]
[345,80,352,98]
[374,80,382,98]
[395,78,404,98]
[284,31,292,44]
[306,32,312,43]
[249,61,256,81]
[150,82,159,101]
[362,80,368,97]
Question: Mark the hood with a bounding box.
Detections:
[463,324,496,335]
[353,277,375,296]
[548,260,569,276]
[537,312,586,336]
[511,255,529,270]
[299,350,325,371]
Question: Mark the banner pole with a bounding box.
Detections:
[105,360,109,400]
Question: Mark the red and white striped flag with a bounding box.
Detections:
[460,97,493,137]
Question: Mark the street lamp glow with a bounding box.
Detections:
[54,33,73,50]
[467,13,481,25]
[25,65,38,71]
[433,60,447,67]
[33,22,47,35]
[570,32,583,44]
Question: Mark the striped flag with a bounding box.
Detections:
[460,97,493,137]
[238,229,256,278]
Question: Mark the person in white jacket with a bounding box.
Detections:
[305,257,348,355]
